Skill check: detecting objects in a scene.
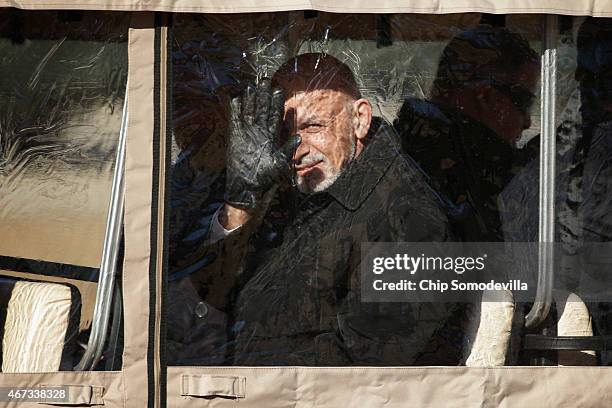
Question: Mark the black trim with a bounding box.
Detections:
[148,12,163,408]
[303,10,318,19]
[524,334,612,351]
[479,14,506,27]
[0,255,98,282]
[376,15,392,48]
[159,12,173,408]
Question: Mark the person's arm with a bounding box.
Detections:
[173,80,300,309]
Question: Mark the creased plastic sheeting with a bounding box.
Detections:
[166,12,553,368]
[0,10,128,271]
[552,17,612,366]
[0,10,128,373]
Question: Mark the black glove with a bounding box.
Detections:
[224,79,301,209]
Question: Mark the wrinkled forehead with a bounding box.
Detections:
[283,88,353,119]
[272,60,361,101]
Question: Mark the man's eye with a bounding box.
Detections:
[303,124,323,132]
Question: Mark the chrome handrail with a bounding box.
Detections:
[75,92,128,370]
[526,15,558,328]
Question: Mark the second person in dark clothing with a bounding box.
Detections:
[394,25,540,242]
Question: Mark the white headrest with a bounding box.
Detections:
[2,281,73,373]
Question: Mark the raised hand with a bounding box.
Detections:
[224,79,301,209]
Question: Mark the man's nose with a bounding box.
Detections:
[522,112,532,130]
[293,135,309,161]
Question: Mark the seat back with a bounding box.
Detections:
[554,290,596,366]
[464,289,597,367]
[0,278,81,372]
[464,289,516,367]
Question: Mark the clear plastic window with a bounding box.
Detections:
[0,10,128,372]
[167,12,555,367]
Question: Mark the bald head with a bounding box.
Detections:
[272,53,361,100]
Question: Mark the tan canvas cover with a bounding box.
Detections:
[0,0,612,16]
[167,366,612,407]
[0,12,157,408]
[121,11,161,408]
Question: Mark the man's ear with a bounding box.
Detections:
[353,98,372,141]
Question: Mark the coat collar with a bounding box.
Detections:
[325,118,399,211]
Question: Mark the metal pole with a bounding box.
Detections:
[526,15,558,328]
[75,92,128,370]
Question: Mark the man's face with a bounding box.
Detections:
[478,62,539,145]
[282,89,357,193]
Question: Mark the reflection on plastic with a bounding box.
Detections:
[168,13,612,368]
[0,10,128,373]
[0,10,129,270]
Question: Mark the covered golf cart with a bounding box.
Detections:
[0,1,612,407]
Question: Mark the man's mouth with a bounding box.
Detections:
[295,160,323,176]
